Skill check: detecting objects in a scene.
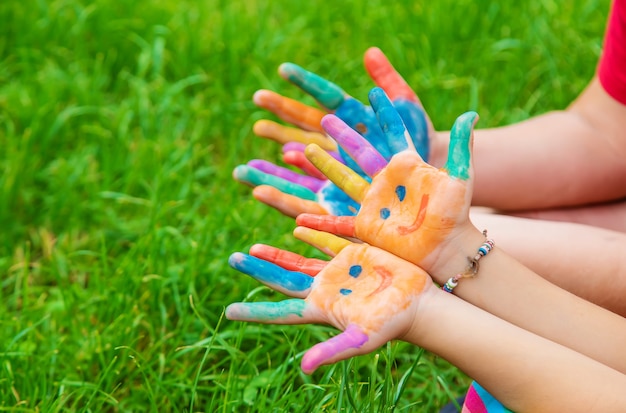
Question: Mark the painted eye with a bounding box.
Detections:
[349,265,362,278]
[380,208,390,219]
[340,288,352,295]
[395,185,406,202]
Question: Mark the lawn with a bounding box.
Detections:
[0,0,609,411]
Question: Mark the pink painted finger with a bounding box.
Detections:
[252,185,329,218]
[248,159,325,192]
[295,214,357,238]
[301,324,369,374]
[363,47,420,104]
[283,142,306,153]
[249,244,327,276]
[321,115,388,178]
[283,150,328,181]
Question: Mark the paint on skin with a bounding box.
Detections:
[233,165,317,201]
[248,159,325,192]
[395,185,406,202]
[279,63,346,110]
[443,111,478,180]
[368,87,411,154]
[301,324,368,374]
[322,114,391,176]
[339,288,352,295]
[397,194,429,235]
[380,208,390,219]
[368,86,429,161]
[393,100,430,161]
[228,253,313,293]
[332,103,393,162]
[318,182,360,216]
[369,266,393,296]
[348,265,362,278]
[226,298,306,321]
[305,144,370,204]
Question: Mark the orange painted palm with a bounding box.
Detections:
[297,87,479,273]
[226,228,433,374]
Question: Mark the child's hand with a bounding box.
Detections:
[233,48,430,218]
[256,47,429,168]
[226,228,433,374]
[297,87,480,278]
[233,151,360,217]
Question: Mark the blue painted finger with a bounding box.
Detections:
[229,252,314,298]
[335,98,393,161]
[393,99,430,161]
[368,87,414,155]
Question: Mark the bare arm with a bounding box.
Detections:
[470,209,626,316]
[509,197,626,232]
[430,77,626,210]
[407,287,626,413]
[428,226,626,375]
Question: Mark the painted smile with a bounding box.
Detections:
[397,194,429,235]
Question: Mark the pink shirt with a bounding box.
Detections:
[599,0,626,104]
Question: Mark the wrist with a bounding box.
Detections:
[423,225,487,286]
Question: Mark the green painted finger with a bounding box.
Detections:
[225,299,310,323]
[279,62,347,110]
[233,164,317,201]
[443,111,479,180]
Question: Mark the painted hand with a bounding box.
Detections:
[233,149,360,217]
[233,48,429,217]
[226,228,433,374]
[297,86,479,275]
[257,47,429,166]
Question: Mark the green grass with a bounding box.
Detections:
[0,0,609,411]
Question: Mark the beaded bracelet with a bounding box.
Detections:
[442,230,495,293]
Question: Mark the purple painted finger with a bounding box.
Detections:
[248,159,325,192]
[301,324,369,374]
[321,115,388,177]
[283,142,306,153]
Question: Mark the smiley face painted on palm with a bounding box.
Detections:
[309,243,428,333]
[297,88,478,270]
[226,238,432,374]
[355,151,470,265]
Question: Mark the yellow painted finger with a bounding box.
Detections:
[293,227,351,257]
[253,120,337,151]
[304,144,370,204]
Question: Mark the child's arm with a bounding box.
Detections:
[227,234,626,412]
[469,210,626,317]
[408,286,626,413]
[297,90,626,375]
[429,77,626,211]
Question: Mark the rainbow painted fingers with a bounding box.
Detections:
[233,48,430,217]
[297,87,479,272]
[226,228,432,374]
